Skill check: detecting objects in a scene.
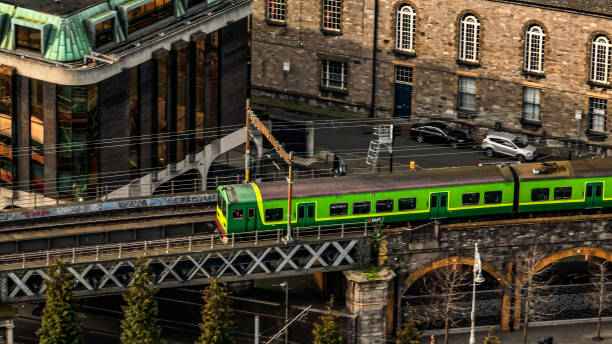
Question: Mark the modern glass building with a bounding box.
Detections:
[0,0,250,201]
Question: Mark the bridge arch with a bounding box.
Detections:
[534,246,612,274]
[404,255,510,291]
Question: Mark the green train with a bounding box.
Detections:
[215,159,612,236]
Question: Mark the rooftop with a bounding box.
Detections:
[1,0,107,17]
[502,0,612,16]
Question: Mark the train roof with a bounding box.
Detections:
[252,165,514,202]
[511,159,612,181]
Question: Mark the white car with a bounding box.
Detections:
[481,132,537,161]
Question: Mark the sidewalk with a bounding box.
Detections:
[422,319,612,344]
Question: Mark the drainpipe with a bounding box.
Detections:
[370,0,379,118]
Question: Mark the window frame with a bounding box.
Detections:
[591,35,611,84]
[375,199,394,213]
[524,25,545,73]
[322,0,342,32]
[462,192,480,206]
[353,201,371,215]
[458,76,477,112]
[522,86,541,122]
[321,59,348,90]
[398,197,417,211]
[553,187,572,200]
[265,208,284,221]
[94,17,115,48]
[459,14,480,63]
[531,188,550,202]
[266,0,286,23]
[588,97,607,133]
[15,25,42,53]
[395,5,415,53]
[330,203,348,216]
[484,191,502,204]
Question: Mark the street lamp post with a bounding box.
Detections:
[469,243,485,344]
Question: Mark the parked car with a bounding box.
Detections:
[409,122,474,148]
[481,132,537,161]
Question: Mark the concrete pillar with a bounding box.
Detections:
[344,268,395,344]
[5,321,12,344]
[42,82,57,199]
[16,76,29,192]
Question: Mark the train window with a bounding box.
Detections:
[221,198,226,215]
[265,208,283,221]
[484,191,502,204]
[232,209,243,219]
[398,198,416,210]
[462,192,480,206]
[586,186,593,197]
[596,185,603,197]
[248,208,255,218]
[353,201,371,215]
[376,199,394,212]
[531,188,549,201]
[330,203,348,216]
[298,206,305,218]
[308,205,315,218]
[554,187,572,200]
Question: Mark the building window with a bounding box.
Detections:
[395,65,413,84]
[267,0,286,22]
[522,87,541,122]
[396,5,415,52]
[95,18,114,48]
[30,79,44,192]
[458,76,476,111]
[589,97,607,132]
[591,35,611,84]
[15,25,41,52]
[322,0,341,31]
[524,25,545,73]
[321,60,348,90]
[459,14,479,62]
[0,69,13,187]
[127,0,173,34]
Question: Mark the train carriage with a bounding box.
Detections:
[513,159,612,213]
[217,165,515,236]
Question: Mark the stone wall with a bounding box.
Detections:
[251,0,612,146]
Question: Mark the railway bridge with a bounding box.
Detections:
[0,202,610,343]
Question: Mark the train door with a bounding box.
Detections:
[245,207,257,232]
[585,182,604,208]
[429,192,448,218]
[297,203,316,227]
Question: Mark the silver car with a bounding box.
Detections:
[481,132,537,161]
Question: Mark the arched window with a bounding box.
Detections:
[591,35,611,84]
[524,25,545,73]
[396,5,415,52]
[459,14,479,62]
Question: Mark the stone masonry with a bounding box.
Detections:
[251,0,612,147]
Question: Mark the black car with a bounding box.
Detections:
[409,122,474,148]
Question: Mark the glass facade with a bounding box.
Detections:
[156,54,168,168]
[129,67,140,177]
[56,85,99,198]
[127,0,173,34]
[15,26,41,52]
[0,68,13,186]
[195,38,206,152]
[176,49,186,162]
[30,79,44,191]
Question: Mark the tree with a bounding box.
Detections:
[483,326,501,344]
[120,259,164,344]
[196,278,234,344]
[312,296,342,344]
[516,246,554,344]
[419,265,471,344]
[37,261,84,344]
[396,312,422,344]
[590,260,610,342]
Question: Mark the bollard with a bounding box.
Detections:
[277,228,281,243]
[166,238,170,253]
[317,225,321,240]
[144,241,148,256]
[231,233,235,248]
[118,243,122,258]
[255,230,258,246]
[46,251,50,266]
[22,253,25,268]
[341,224,345,238]
[210,234,214,249]
[188,236,192,251]
[72,248,75,263]
[96,246,99,261]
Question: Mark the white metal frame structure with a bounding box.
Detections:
[459,14,480,63]
[524,25,545,73]
[395,5,415,52]
[591,35,611,84]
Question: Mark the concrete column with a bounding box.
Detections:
[344,268,395,344]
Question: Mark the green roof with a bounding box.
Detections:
[224,184,257,204]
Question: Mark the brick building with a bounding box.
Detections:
[251,0,612,146]
[0,0,250,203]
